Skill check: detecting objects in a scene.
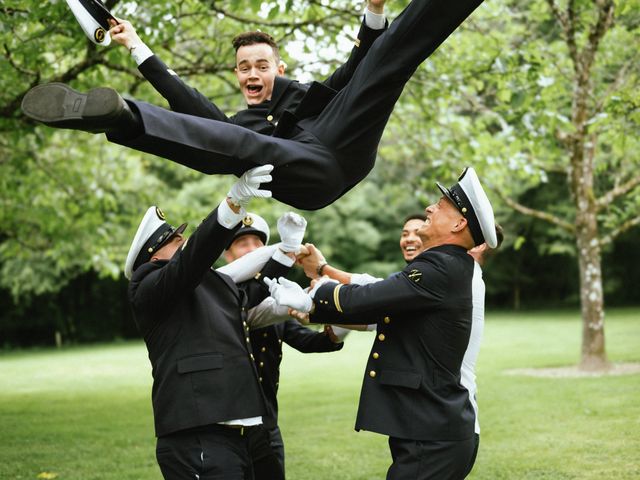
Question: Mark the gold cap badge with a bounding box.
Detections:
[242,216,254,226]
[94,28,106,43]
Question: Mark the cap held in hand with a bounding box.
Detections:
[65,0,117,46]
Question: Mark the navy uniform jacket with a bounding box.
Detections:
[251,320,343,429]
[110,1,483,209]
[129,207,290,437]
[310,245,476,441]
[137,19,387,139]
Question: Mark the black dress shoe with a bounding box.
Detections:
[21,82,138,133]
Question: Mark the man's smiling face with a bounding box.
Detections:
[235,43,285,106]
[400,218,425,262]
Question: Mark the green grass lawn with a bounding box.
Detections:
[1,308,639,479]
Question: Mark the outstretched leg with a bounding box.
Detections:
[108,100,345,210]
[305,0,484,184]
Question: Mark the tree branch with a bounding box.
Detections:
[493,188,575,233]
[206,4,352,29]
[583,0,615,73]
[594,59,633,114]
[0,52,106,119]
[596,174,640,210]
[545,0,579,67]
[600,215,640,246]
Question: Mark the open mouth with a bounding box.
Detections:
[247,85,263,95]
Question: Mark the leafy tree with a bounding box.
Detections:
[384,0,640,370]
[0,0,372,300]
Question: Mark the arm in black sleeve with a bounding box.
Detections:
[130,206,240,314]
[310,252,454,324]
[282,320,343,353]
[138,55,231,121]
[321,18,387,91]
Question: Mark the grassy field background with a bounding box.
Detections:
[1,308,639,479]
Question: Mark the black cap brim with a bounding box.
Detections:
[162,222,188,250]
[436,182,457,208]
[226,227,268,250]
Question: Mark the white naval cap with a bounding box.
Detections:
[65,0,116,46]
[124,206,188,280]
[436,167,497,248]
[226,212,270,249]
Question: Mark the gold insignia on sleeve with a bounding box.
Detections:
[242,216,254,226]
[354,38,361,48]
[408,269,422,283]
[333,284,343,313]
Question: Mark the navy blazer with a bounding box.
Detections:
[137,19,387,138]
[129,207,290,437]
[310,245,476,441]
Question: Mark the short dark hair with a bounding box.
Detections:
[232,31,280,63]
[494,223,504,249]
[403,213,427,225]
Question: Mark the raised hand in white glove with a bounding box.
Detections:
[264,277,313,313]
[277,212,307,253]
[228,164,274,208]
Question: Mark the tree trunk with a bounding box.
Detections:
[575,217,610,371]
[566,2,614,371]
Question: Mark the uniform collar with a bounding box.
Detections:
[269,76,295,109]
[415,244,468,259]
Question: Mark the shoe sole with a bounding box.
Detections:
[21,82,123,129]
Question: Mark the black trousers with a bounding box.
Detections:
[110,0,484,210]
[267,426,285,471]
[155,425,256,480]
[386,435,478,480]
[247,425,284,480]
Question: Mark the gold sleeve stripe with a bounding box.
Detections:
[333,284,343,313]
[354,38,361,48]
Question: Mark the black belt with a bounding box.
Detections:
[167,423,260,438]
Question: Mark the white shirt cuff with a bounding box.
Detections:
[218,416,262,427]
[351,273,383,285]
[130,42,154,65]
[217,199,245,230]
[364,8,386,30]
[272,247,295,267]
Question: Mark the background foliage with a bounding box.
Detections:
[1,0,638,347]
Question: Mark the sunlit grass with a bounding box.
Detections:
[1,309,638,479]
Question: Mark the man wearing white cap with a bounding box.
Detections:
[124,165,301,480]
[265,167,497,479]
[220,212,344,480]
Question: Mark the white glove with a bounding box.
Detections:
[277,212,307,253]
[264,277,313,313]
[228,165,274,207]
